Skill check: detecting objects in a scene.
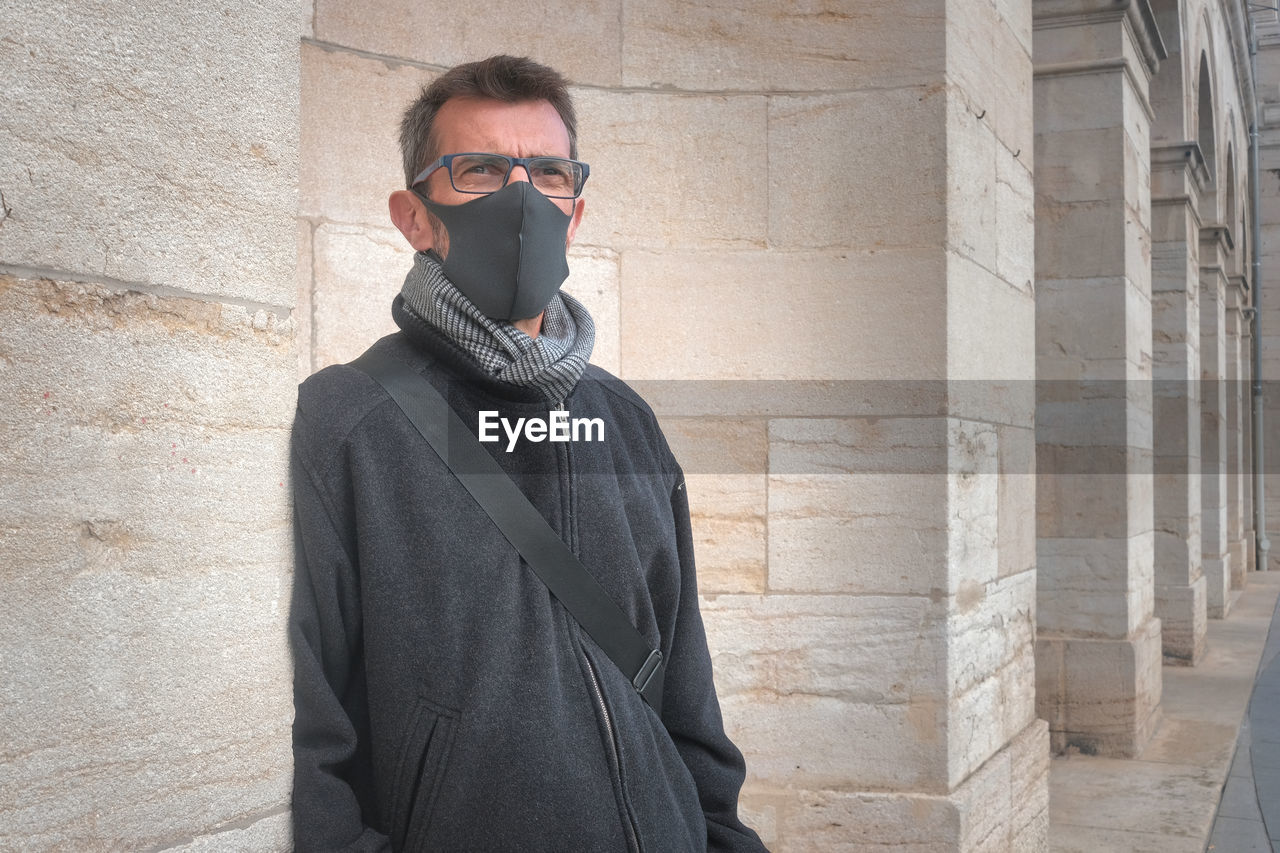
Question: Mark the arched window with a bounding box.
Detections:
[1198,53,1216,183]
[1225,146,1236,233]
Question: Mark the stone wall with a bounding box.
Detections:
[0,1,298,848]
[299,1,1046,849]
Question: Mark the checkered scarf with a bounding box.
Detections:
[399,250,595,401]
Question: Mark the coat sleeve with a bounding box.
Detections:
[661,475,771,853]
[289,431,391,853]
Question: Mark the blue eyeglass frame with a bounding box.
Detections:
[411,152,591,199]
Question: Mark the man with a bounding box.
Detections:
[290,55,766,852]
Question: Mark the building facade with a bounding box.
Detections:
[1,0,1277,850]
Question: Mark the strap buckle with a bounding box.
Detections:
[632,649,664,695]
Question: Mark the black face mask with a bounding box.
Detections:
[418,182,574,321]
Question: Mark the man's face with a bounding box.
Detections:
[419,97,584,255]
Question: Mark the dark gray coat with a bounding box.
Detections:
[290,300,766,852]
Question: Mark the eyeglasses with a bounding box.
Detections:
[412,153,590,199]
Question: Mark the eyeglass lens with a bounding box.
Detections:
[449,154,583,198]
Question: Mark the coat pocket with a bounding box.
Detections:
[390,696,459,852]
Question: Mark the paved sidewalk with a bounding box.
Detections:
[1048,572,1280,852]
[1207,572,1280,852]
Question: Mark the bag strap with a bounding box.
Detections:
[351,348,665,716]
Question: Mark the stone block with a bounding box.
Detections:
[946,571,1036,700]
[659,417,767,594]
[684,473,766,594]
[946,573,1037,782]
[620,0,944,92]
[150,811,291,851]
[768,88,946,251]
[1204,554,1233,618]
[998,425,1037,579]
[1033,69,1125,135]
[946,0,1033,159]
[765,787,961,853]
[1004,720,1051,850]
[311,222,412,370]
[1122,121,1152,226]
[737,720,1048,849]
[946,419,1001,592]
[1120,72,1152,162]
[1035,199,1128,280]
[1124,233,1154,323]
[945,255,1036,428]
[767,417,959,595]
[1152,485,1202,583]
[995,145,1036,290]
[1035,276,1130,365]
[994,0,1034,56]
[1036,127,1127,205]
[573,90,767,251]
[768,472,946,595]
[314,0,623,87]
[769,416,949,476]
[1035,616,1163,757]
[563,247,621,376]
[297,219,314,379]
[1036,537,1152,638]
[946,100,998,276]
[702,594,942,706]
[723,692,945,792]
[0,1,299,305]
[940,718,1050,850]
[1151,293,1197,378]
[1037,471,1141,540]
[300,42,433,226]
[1155,575,1207,664]
[619,249,947,380]
[0,275,294,846]
[1229,536,1249,591]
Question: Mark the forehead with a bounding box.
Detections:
[432,97,571,158]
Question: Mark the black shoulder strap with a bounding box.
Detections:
[350,348,665,716]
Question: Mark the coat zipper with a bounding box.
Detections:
[558,416,643,853]
[582,644,642,853]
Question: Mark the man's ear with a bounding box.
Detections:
[565,197,585,249]
[389,189,436,252]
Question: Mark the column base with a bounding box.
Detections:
[1155,576,1206,665]
[1035,617,1163,758]
[740,720,1049,852]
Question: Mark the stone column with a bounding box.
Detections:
[1150,141,1208,664]
[1201,226,1234,615]
[0,1,298,847]
[1033,0,1165,755]
[1227,275,1250,588]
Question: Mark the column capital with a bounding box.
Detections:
[1151,141,1211,215]
[1151,141,1211,189]
[1034,0,1167,75]
[1200,224,1234,254]
[1199,225,1233,275]
[1227,275,1250,311]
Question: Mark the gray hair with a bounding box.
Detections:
[398,55,578,188]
